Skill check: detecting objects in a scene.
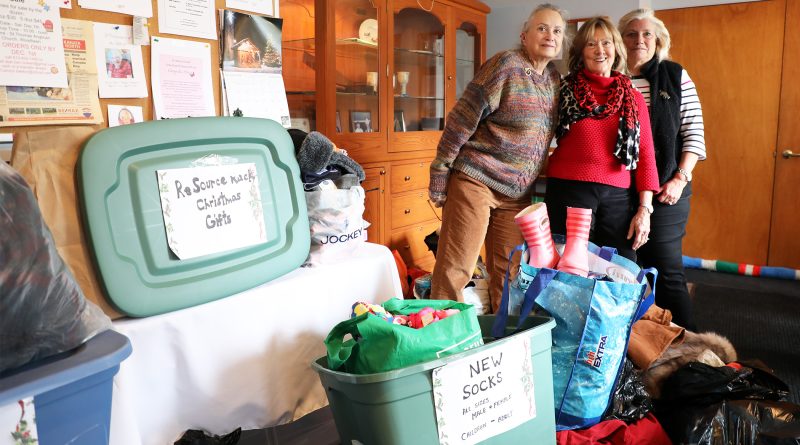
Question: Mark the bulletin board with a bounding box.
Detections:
[0,0,277,138]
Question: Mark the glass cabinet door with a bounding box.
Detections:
[333,0,381,135]
[455,23,480,100]
[391,8,445,137]
[281,0,318,132]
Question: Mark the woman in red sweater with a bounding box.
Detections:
[545,16,659,261]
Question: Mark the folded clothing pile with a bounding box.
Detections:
[289,129,365,191]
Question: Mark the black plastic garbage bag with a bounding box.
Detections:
[0,161,111,374]
[604,358,654,423]
[659,361,790,407]
[174,428,241,445]
[659,399,800,445]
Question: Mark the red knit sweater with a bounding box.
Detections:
[547,70,659,193]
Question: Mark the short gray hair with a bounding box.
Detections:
[522,3,568,33]
[618,8,671,61]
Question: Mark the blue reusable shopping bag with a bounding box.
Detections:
[491,242,655,430]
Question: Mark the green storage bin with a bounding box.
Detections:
[312,315,556,445]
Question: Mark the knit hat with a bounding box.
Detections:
[292,130,365,181]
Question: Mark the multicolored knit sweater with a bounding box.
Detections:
[429,49,560,201]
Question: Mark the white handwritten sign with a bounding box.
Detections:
[156,163,267,260]
[432,335,535,445]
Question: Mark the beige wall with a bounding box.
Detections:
[485,0,762,57]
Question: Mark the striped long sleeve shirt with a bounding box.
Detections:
[631,69,707,160]
[429,49,560,201]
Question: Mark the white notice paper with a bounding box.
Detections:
[151,36,215,119]
[0,0,67,88]
[77,0,152,18]
[222,71,290,127]
[156,164,267,260]
[432,334,536,445]
[93,23,148,98]
[225,0,276,17]
[157,0,217,40]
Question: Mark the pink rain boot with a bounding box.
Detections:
[515,202,559,269]
[557,207,592,277]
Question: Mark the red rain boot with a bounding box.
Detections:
[515,202,559,269]
[558,207,591,277]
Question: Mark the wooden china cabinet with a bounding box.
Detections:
[281,0,489,271]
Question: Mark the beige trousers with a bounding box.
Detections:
[430,171,529,313]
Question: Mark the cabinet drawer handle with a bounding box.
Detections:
[404,209,411,214]
[404,175,411,181]
[364,187,380,193]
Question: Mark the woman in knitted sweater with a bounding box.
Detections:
[428,4,565,313]
[545,16,659,262]
[619,9,706,330]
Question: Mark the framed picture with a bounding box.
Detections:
[335,111,342,133]
[393,110,406,132]
[553,19,588,74]
[290,117,311,132]
[420,117,443,131]
[350,110,372,133]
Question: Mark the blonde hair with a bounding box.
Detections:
[618,8,671,61]
[568,16,627,75]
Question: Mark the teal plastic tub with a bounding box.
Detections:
[312,315,556,445]
[78,117,309,317]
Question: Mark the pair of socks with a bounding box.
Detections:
[515,203,591,277]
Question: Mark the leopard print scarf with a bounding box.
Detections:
[556,70,641,170]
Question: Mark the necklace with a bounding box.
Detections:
[522,49,535,76]
[522,49,547,76]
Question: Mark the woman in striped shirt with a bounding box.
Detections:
[619,8,707,331]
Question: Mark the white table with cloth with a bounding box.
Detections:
[109,242,403,445]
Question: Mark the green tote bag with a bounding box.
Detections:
[325,298,484,374]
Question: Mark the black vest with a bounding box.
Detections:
[639,58,691,196]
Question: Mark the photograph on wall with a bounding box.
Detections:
[105,49,135,79]
[220,10,289,127]
[93,23,148,98]
[350,111,372,133]
[108,104,144,127]
[221,10,284,74]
